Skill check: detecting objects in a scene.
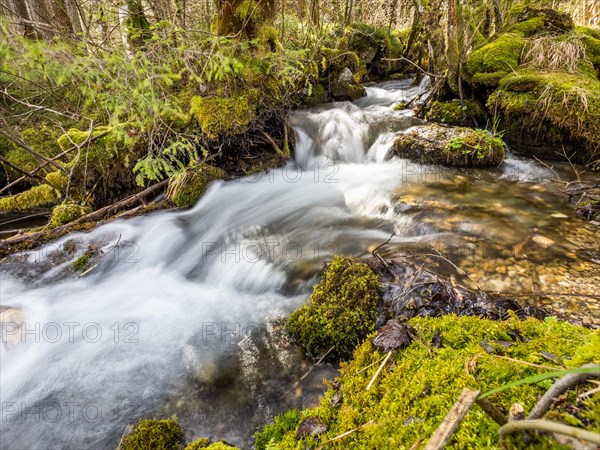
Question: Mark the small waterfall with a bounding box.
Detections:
[0,77,571,449]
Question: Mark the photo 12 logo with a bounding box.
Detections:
[1,400,140,424]
[1,321,139,345]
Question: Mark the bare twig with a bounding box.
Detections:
[424,388,481,450]
[499,420,600,445]
[315,420,374,450]
[528,364,600,420]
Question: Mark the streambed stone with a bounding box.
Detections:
[392,124,505,167]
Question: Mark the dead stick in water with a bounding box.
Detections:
[423,388,481,450]
[366,350,392,391]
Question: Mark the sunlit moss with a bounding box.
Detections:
[286,256,381,361]
[190,93,259,141]
[465,33,526,87]
[120,418,185,450]
[254,409,301,450]
[261,315,598,449]
[49,201,91,227]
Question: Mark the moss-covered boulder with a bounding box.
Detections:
[464,9,600,164]
[425,99,484,126]
[257,315,600,449]
[190,92,259,141]
[488,71,600,163]
[286,256,381,361]
[167,163,227,208]
[392,124,505,167]
[120,418,185,450]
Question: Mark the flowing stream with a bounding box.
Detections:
[1,78,599,449]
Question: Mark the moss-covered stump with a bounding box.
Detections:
[425,99,484,127]
[392,124,505,167]
[167,163,227,208]
[256,315,600,449]
[49,202,91,228]
[286,256,381,361]
[120,418,185,450]
[464,9,600,165]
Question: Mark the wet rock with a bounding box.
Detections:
[296,417,326,439]
[392,124,505,167]
[0,305,24,349]
[330,81,367,101]
[337,67,353,83]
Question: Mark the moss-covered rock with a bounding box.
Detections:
[465,9,600,164]
[167,163,227,208]
[258,315,599,449]
[184,438,211,450]
[392,124,505,167]
[286,256,381,361]
[465,33,527,88]
[49,202,91,228]
[329,81,366,101]
[488,71,600,163]
[120,418,185,450]
[508,7,574,35]
[190,93,259,141]
[425,99,484,126]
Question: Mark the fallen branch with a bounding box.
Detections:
[499,420,600,445]
[424,388,481,450]
[476,398,507,426]
[528,363,599,420]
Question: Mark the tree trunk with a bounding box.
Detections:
[10,0,40,37]
[446,0,459,93]
[118,0,151,57]
[43,0,75,35]
[492,0,503,33]
[215,0,275,38]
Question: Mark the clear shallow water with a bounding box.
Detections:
[1,78,599,449]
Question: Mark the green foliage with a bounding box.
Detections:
[286,256,381,361]
[444,129,505,164]
[120,418,185,450]
[71,249,91,271]
[254,409,302,450]
[260,315,599,449]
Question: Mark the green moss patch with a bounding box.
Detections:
[190,93,259,141]
[465,33,526,87]
[286,256,381,361]
[120,418,185,450]
[0,183,60,211]
[167,163,227,208]
[259,315,599,449]
[425,99,483,126]
[49,202,91,228]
